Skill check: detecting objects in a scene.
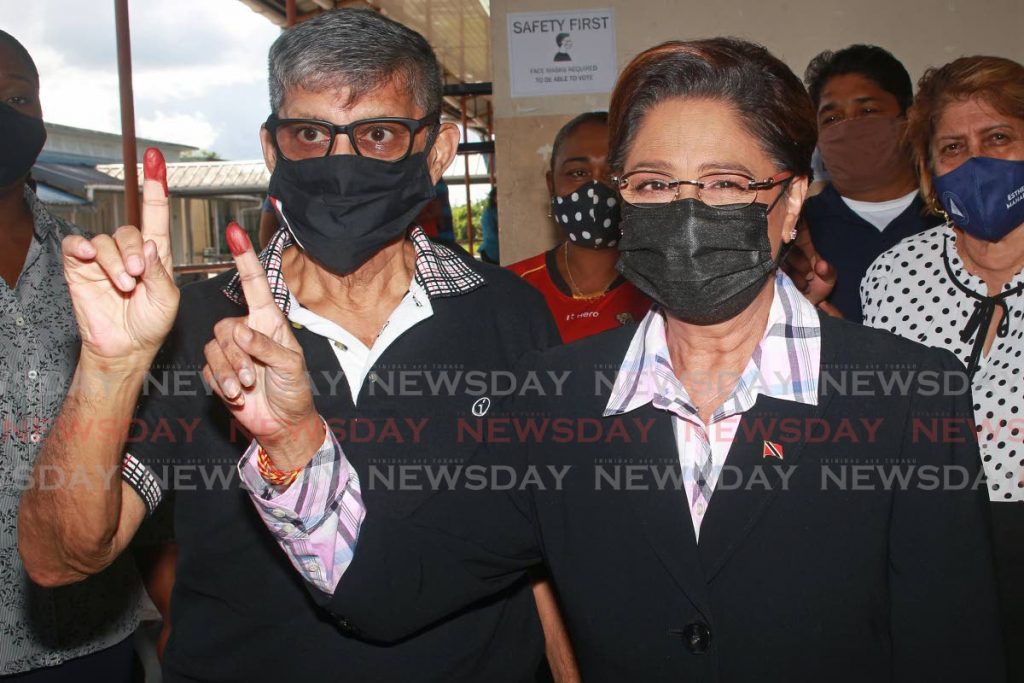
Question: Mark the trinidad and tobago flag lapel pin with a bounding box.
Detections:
[762,440,784,460]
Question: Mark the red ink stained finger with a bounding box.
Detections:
[226,222,251,257]
[143,147,168,197]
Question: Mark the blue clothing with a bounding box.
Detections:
[435,180,455,244]
[479,201,499,263]
[803,184,940,323]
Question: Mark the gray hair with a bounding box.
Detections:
[268,9,443,117]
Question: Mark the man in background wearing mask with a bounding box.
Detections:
[0,31,145,681]
[17,10,555,682]
[801,45,942,322]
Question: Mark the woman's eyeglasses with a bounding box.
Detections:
[612,170,794,209]
[265,114,439,162]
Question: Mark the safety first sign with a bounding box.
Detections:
[507,8,617,98]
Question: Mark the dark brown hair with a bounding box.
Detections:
[907,56,1024,214]
[608,38,817,180]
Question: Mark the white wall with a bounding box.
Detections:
[491,0,1024,263]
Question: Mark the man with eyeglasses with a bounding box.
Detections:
[18,9,556,682]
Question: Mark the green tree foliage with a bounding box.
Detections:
[180,149,223,161]
[452,197,489,245]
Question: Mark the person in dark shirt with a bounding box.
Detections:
[553,33,573,62]
[478,187,499,264]
[17,10,555,682]
[800,45,942,322]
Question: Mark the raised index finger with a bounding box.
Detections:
[227,222,277,313]
[142,147,172,273]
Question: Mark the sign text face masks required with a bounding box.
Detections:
[507,9,617,98]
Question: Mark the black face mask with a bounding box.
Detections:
[616,197,788,325]
[268,149,437,275]
[0,102,46,188]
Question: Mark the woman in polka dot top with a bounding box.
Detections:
[861,55,1024,676]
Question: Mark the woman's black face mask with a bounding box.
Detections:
[615,189,791,325]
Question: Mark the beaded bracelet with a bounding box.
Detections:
[256,445,303,487]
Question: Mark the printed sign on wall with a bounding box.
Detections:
[507,8,616,98]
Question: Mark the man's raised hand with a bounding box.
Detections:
[61,148,180,371]
[203,224,323,472]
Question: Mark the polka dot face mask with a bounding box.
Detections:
[551,180,622,249]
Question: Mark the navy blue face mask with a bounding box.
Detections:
[933,156,1024,241]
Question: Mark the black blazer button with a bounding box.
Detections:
[682,622,711,654]
[337,616,358,635]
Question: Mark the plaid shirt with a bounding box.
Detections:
[604,271,822,539]
[239,422,363,594]
[236,226,484,593]
[222,225,484,313]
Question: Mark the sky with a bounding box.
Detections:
[5,0,492,204]
[6,0,282,160]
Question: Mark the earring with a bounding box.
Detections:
[789,228,798,240]
[547,198,554,218]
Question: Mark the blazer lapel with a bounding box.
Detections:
[697,314,841,582]
[623,403,713,618]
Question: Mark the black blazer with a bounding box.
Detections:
[320,314,1005,682]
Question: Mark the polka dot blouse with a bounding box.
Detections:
[862,224,1024,502]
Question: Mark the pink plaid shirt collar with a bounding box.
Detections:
[222,226,484,314]
[604,272,822,422]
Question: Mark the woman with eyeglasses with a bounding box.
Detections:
[507,112,650,343]
[861,55,1024,679]
[227,38,1004,682]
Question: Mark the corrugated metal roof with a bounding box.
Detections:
[44,122,197,153]
[97,161,271,195]
[32,163,123,195]
[35,183,90,206]
[236,0,493,125]
[239,0,492,83]
[37,155,489,200]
